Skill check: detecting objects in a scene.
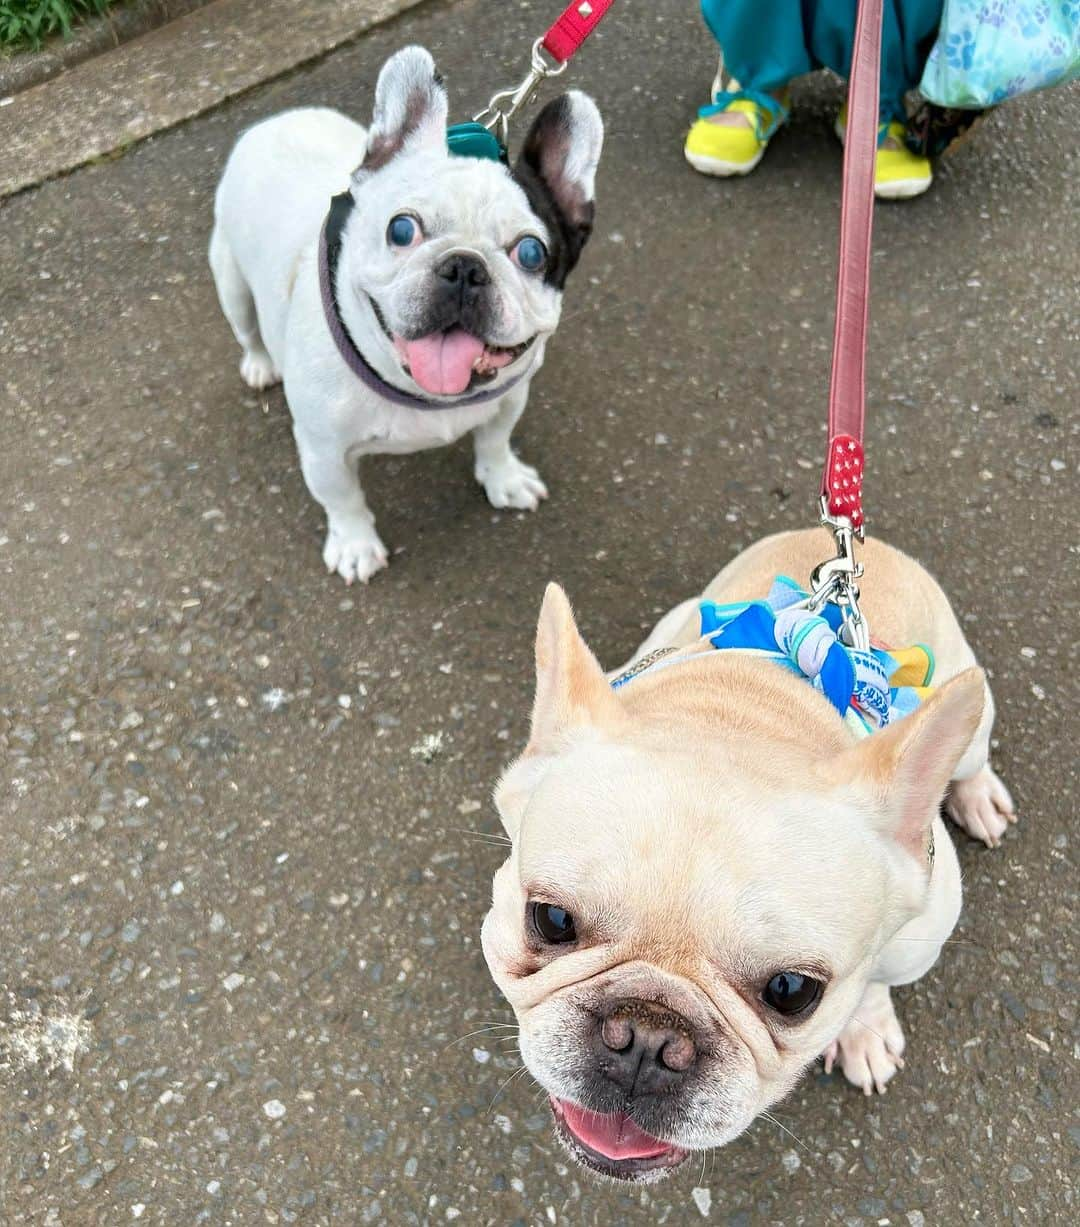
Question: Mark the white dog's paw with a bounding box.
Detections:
[239,348,282,391]
[946,765,1016,849]
[322,526,389,585]
[823,985,906,1095]
[476,455,548,511]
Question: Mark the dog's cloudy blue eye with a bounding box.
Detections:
[512,236,547,272]
[387,214,418,248]
[531,901,576,944]
[762,972,822,1017]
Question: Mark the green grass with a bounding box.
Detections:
[0,0,119,52]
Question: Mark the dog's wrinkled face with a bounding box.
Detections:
[341,47,603,397]
[481,586,983,1180]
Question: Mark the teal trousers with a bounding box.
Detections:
[700,0,944,121]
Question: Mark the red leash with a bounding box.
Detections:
[474,0,616,142]
[542,0,617,62]
[809,0,883,647]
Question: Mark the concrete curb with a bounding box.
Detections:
[0,1,213,98]
[0,0,429,200]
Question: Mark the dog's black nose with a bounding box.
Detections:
[593,1001,698,1097]
[435,252,491,295]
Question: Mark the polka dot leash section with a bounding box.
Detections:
[824,434,865,531]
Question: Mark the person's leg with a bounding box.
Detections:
[687,0,811,175]
[808,0,944,123]
[810,0,944,197]
[700,0,814,95]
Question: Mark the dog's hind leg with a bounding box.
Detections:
[209,224,281,391]
[935,641,1016,849]
[945,681,1016,849]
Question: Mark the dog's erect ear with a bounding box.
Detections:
[528,582,623,755]
[362,46,448,172]
[833,668,986,863]
[513,91,604,287]
[495,584,623,837]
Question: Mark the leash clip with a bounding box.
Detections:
[473,38,567,146]
[807,496,870,651]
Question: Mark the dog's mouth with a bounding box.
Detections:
[549,1096,690,1182]
[368,295,533,396]
[392,328,534,396]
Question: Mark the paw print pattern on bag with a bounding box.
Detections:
[921,0,1080,107]
[945,27,977,68]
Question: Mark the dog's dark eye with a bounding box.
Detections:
[531,902,576,944]
[762,972,822,1017]
[387,214,420,248]
[511,235,547,272]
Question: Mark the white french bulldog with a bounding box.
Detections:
[482,528,1017,1181]
[210,46,603,583]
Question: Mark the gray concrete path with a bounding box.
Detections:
[0,0,426,198]
[0,1,1076,1222]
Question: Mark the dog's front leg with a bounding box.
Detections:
[823,981,906,1095]
[472,385,548,511]
[294,429,388,585]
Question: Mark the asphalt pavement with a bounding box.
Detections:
[0,0,1077,1223]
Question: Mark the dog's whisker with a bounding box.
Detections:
[890,937,983,947]
[552,304,599,327]
[850,1014,887,1045]
[488,1064,530,1113]
[760,1110,812,1154]
[451,829,512,847]
[439,1024,519,1053]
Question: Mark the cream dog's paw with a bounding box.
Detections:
[823,984,905,1095]
[946,765,1016,849]
[239,348,282,390]
[322,525,389,585]
[476,455,548,511]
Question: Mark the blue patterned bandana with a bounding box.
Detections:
[699,577,934,737]
[614,577,935,740]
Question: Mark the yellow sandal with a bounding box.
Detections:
[685,87,791,177]
[835,104,933,200]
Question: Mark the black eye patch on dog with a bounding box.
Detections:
[512,96,595,291]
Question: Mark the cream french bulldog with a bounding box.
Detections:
[210,46,602,583]
[482,527,1016,1181]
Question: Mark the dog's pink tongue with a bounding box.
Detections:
[557,1099,671,1160]
[399,329,485,395]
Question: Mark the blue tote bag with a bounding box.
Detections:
[920,0,1080,107]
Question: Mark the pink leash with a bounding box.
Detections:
[480,0,882,640]
[822,0,883,533]
[808,0,884,648]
